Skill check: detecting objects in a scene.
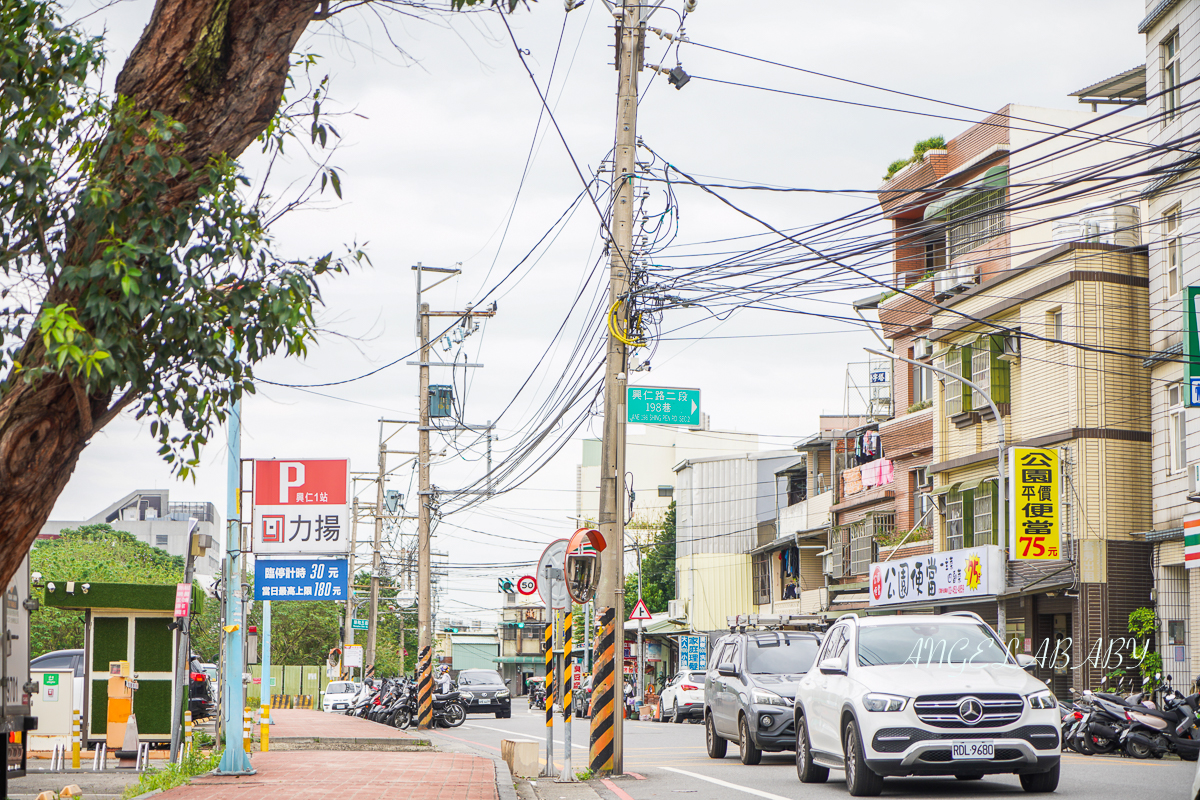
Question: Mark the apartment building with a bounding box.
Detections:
[1135,0,1200,683]
[871,104,1150,694]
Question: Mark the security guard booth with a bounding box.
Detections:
[43,582,203,745]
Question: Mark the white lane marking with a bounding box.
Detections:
[464,723,587,749]
[660,767,798,800]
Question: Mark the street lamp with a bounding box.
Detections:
[865,347,1009,640]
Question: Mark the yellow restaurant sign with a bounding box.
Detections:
[1008,447,1060,560]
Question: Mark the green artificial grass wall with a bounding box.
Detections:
[93,617,128,672]
[134,679,172,736]
[47,582,177,612]
[134,618,173,673]
[91,679,108,737]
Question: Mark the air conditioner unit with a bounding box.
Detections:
[998,333,1021,362]
[914,337,933,359]
[667,599,687,619]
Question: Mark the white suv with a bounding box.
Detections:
[793,612,1059,796]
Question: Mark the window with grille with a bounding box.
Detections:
[1163,31,1180,123]
[1165,205,1182,299]
[971,340,991,411]
[849,520,877,575]
[752,552,771,605]
[973,482,993,546]
[940,348,966,417]
[155,534,169,548]
[829,527,847,578]
[502,625,518,641]
[946,491,964,551]
[946,189,1005,258]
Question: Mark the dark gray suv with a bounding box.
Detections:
[705,630,822,765]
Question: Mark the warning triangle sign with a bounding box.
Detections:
[629,599,652,621]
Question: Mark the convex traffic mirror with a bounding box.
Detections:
[564,527,607,604]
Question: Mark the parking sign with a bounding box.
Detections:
[253,459,350,555]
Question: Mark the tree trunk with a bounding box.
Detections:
[0,0,320,590]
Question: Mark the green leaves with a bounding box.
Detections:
[2,1,359,478]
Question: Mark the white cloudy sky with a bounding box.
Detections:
[53,0,1146,621]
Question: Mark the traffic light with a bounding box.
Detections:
[498,578,516,593]
[516,622,525,629]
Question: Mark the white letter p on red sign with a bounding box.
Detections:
[280,462,306,503]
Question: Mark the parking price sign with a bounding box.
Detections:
[626,386,700,426]
[255,558,348,601]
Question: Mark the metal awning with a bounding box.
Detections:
[930,482,960,496]
[773,454,807,476]
[1069,66,1146,106]
[923,165,1009,220]
[494,655,546,664]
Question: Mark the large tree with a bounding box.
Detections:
[0,0,500,591]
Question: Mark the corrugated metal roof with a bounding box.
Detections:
[1068,65,1146,103]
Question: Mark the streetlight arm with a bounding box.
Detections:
[864,346,1007,555]
[865,347,1001,429]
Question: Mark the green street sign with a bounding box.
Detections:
[351,619,369,631]
[1187,287,1200,407]
[627,386,701,426]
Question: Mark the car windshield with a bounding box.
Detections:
[459,671,503,686]
[856,623,1010,667]
[326,682,354,694]
[745,636,820,674]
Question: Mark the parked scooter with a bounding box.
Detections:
[391,681,467,729]
[1121,674,1200,761]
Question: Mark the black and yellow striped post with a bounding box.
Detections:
[540,617,558,777]
[559,607,576,782]
[417,646,434,728]
[588,606,617,774]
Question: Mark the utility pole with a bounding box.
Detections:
[412,264,497,727]
[345,497,359,649]
[591,0,643,777]
[367,425,386,668]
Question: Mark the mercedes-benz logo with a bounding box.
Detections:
[958,697,984,725]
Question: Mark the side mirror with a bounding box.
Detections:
[1015,654,1037,672]
[716,662,738,678]
[818,658,846,676]
[505,679,511,685]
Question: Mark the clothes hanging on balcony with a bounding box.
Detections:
[853,430,883,465]
[782,582,798,600]
[843,465,863,495]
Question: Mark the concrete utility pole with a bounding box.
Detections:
[592,0,644,775]
[418,301,433,720]
[412,264,497,727]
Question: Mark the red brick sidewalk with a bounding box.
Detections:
[157,750,499,800]
[265,708,419,739]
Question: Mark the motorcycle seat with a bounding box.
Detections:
[435,690,461,700]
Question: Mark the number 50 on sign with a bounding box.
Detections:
[1009,447,1060,560]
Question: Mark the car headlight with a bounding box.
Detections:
[460,691,475,701]
[1027,690,1056,709]
[750,688,791,707]
[862,693,908,712]
[496,690,510,698]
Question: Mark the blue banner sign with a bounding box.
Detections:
[681,635,708,671]
[255,558,348,601]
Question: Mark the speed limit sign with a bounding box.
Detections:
[516,575,537,596]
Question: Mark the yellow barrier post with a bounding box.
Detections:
[260,704,269,752]
[184,710,193,757]
[242,707,252,753]
[71,709,81,768]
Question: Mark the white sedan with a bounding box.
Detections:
[322,680,360,713]
[659,671,706,723]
